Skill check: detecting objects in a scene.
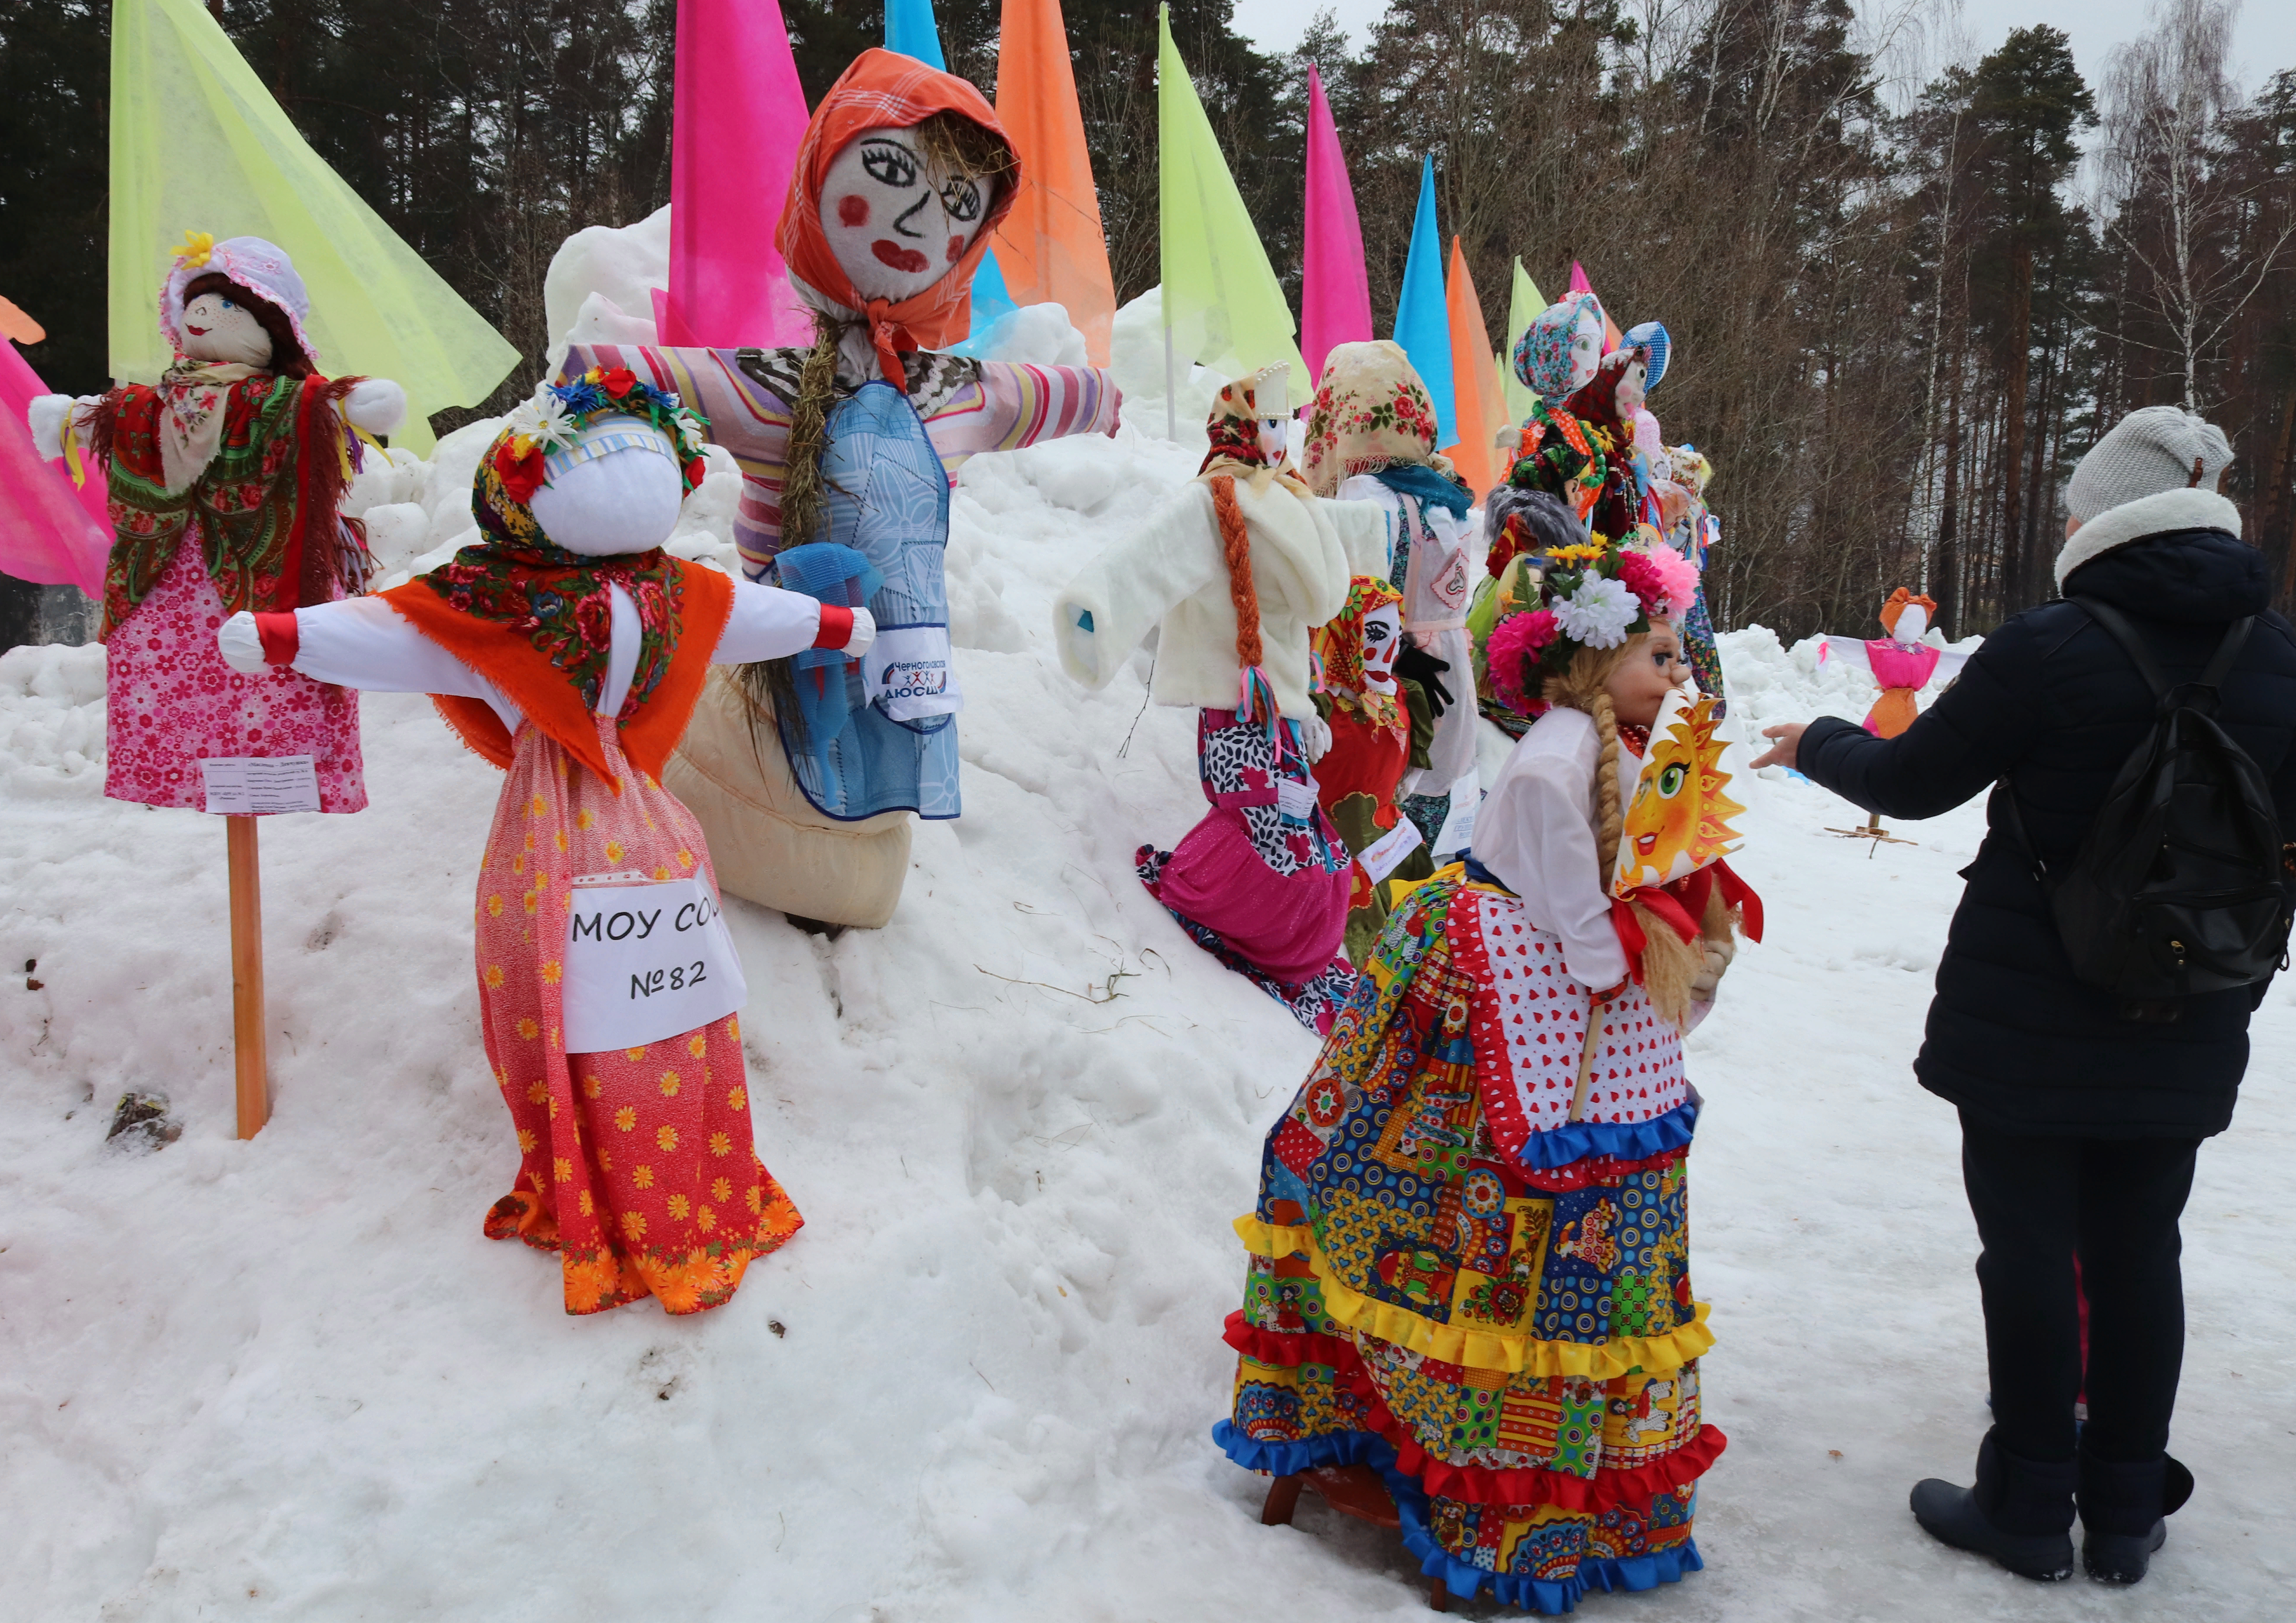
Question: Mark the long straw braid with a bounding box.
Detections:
[1209,474,1264,670]
[738,317,846,757]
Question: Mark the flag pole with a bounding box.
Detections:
[227,814,270,1137]
[1164,305,1178,443]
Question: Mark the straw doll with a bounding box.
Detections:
[1215,522,1760,1611]
[218,370,874,1315]
[28,233,405,811]
[560,51,1118,931]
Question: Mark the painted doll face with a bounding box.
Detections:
[179,290,272,367]
[821,126,1002,305]
[1360,602,1402,690]
[1614,354,1650,417]
[1565,303,1604,394]
[1257,417,1291,464]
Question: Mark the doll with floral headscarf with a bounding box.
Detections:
[560,50,1118,933]
[1054,366,1390,1033]
[1217,518,1760,1612]
[27,233,407,812]
[216,368,874,1316]
[1822,587,1968,739]
[1302,340,1478,846]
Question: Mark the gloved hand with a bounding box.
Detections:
[341,378,408,437]
[841,605,877,659]
[1299,711,1333,763]
[1689,933,1737,1002]
[217,611,268,675]
[1395,644,1453,720]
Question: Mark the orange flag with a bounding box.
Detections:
[1442,237,1507,496]
[993,0,1116,364]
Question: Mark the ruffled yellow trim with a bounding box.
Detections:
[1229,1211,1715,1379]
[1234,1213,1318,1258]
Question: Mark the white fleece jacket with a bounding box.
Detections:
[1052,478,1389,720]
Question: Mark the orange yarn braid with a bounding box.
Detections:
[1209,474,1264,671]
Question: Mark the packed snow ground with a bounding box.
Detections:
[4,427,2293,1623]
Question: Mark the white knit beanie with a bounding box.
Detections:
[2064,406,2233,524]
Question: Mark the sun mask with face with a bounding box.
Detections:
[1614,688,1747,895]
[820,125,1002,307]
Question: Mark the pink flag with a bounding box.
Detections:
[0,341,108,596]
[664,0,814,348]
[1300,64,1372,396]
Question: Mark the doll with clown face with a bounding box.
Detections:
[216,372,874,1316]
[25,233,407,813]
[560,51,1120,932]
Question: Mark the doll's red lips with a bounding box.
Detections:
[871,241,930,274]
[186,325,208,336]
[1636,833,1658,854]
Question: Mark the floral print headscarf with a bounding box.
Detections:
[1198,370,1308,495]
[1513,293,1605,403]
[1300,340,1458,498]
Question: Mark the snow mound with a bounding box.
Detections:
[4,424,2289,1623]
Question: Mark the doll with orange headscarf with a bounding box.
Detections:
[1822,588,1968,739]
[561,51,1119,931]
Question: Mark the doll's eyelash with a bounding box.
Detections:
[941,177,982,223]
[860,142,919,189]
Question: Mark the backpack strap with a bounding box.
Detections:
[2075,595,2254,715]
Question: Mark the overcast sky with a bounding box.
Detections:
[1229,0,2296,98]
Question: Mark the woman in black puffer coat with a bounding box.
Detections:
[1755,406,2296,1591]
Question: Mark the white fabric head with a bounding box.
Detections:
[820,126,1001,306]
[177,290,273,367]
[528,420,684,557]
[1893,603,1929,643]
[1361,602,1402,690]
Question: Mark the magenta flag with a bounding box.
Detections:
[664,0,814,348]
[0,341,108,596]
[1299,64,1372,395]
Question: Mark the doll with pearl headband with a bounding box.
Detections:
[217,369,874,1316]
[26,233,406,813]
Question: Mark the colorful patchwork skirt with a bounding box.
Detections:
[475,714,803,1314]
[1215,873,1722,1611]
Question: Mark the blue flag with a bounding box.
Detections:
[885,0,947,69]
[1391,155,1455,446]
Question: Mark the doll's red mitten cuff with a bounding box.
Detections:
[254,612,301,666]
[812,604,854,650]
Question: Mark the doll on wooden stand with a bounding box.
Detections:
[218,369,875,1314]
[1819,588,1969,845]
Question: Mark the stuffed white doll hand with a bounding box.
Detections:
[217,610,269,675]
[27,394,73,462]
[841,605,877,659]
[341,379,408,437]
[1300,711,1333,763]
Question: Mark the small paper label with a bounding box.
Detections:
[1277,777,1320,820]
[863,623,963,721]
[1434,772,1479,856]
[561,876,748,1054]
[1357,814,1425,882]
[200,755,320,815]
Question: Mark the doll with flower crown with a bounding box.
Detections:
[559,51,1118,932]
[26,233,406,811]
[214,369,874,1316]
[1216,520,1760,1612]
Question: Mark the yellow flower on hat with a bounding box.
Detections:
[176,230,215,270]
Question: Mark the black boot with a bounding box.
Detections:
[1909,1429,2076,1580]
[2078,1447,2194,1584]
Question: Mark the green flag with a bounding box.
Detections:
[1157,5,1304,392]
[109,0,520,450]
[1499,256,1547,426]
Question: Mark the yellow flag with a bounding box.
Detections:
[1157,5,1304,384]
[1500,256,1547,426]
[109,0,519,450]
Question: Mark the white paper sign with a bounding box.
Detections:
[561,876,748,1054]
[1434,770,1479,858]
[1357,813,1425,883]
[1277,777,1321,820]
[200,755,320,815]
[863,624,964,721]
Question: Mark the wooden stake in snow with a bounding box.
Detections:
[1568,995,1609,1123]
[227,815,270,1137]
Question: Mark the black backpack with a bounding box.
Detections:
[2003,597,2292,1010]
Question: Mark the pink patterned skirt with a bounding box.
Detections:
[101,531,365,812]
[476,712,803,1315]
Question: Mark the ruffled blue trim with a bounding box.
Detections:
[1383,1454,1703,1613]
[1512,1101,1698,1171]
[1211,1421,1390,1478]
